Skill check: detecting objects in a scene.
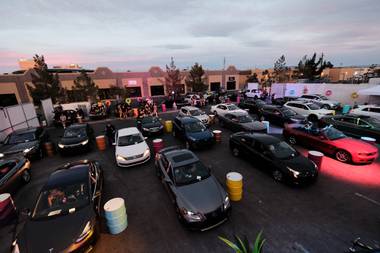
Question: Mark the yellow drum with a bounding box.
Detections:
[164,120,173,133]
[226,172,243,202]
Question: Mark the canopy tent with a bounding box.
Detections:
[358,85,380,96]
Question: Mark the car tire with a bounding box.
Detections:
[272,170,283,182]
[22,170,31,183]
[335,149,351,163]
[232,147,240,157]
[288,136,297,145]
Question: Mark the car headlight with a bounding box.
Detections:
[116,155,126,161]
[75,221,93,243]
[223,195,230,210]
[144,148,150,157]
[58,143,65,148]
[81,139,89,145]
[287,167,300,178]
[0,153,4,158]
[23,147,35,154]
[180,208,204,222]
[12,240,20,253]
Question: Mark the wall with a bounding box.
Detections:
[0,82,21,103]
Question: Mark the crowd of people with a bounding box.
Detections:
[115,98,158,119]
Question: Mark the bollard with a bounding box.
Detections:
[226,172,243,201]
[104,198,128,235]
[213,130,222,143]
[308,151,324,169]
[153,139,164,153]
[96,136,106,151]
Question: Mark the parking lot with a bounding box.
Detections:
[1,110,380,253]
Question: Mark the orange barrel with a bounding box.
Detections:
[0,193,17,225]
[213,130,222,143]
[153,139,164,153]
[164,121,173,133]
[44,142,55,157]
[308,151,324,170]
[133,108,139,118]
[96,135,107,151]
[226,172,243,201]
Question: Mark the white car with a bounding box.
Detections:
[284,101,335,119]
[115,127,151,167]
[178,106,210,125]
[297,94,340,110]
[350,105,380,120]
[210,103,247,117]
[184,94,201,104]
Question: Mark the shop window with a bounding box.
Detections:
[210,82,221,92]
[0,94,18,107]
[227,81,236,90]
[126,87,142,97]
[150,85,165,96]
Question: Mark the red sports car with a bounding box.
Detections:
[283,124,378,164]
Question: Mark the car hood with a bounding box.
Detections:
[332,138,378,153]
[230,109,247,115]
[187,129,213,140]
[142,121,162,129]
[60,136,88,145]
[116,141,149,157]
[241,121,267,131]
[19,205,94,253]
[280,154,317,174]
[314,109,335,114]
[176,176,224,213]
[0,141,38,155]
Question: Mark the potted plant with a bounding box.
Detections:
[219,231,265,253]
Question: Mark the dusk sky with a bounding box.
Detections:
[1,0,379,73]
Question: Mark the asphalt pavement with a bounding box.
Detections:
[1,110,379,253]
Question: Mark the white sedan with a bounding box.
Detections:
[115,127,151,167]
[210,103,247,117]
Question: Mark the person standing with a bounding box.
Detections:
[60,113,67,129]
[105,123,116,146]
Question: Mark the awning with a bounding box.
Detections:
[357,85,380,96]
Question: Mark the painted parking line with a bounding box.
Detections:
[355,193,380,207]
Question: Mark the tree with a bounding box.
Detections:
[165,57,182,98]
[185,63,207,92]
[246,73,259,83]
[72,71,99,102]
[273,55,290,83]
[26,54,66,104]
[297,53,333,81]
[260,69,274,88]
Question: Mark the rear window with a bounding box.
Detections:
[172,153,195,163]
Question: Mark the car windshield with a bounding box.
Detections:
[227,105,239,110]
[64,128,86,138]
[190,110,204,116]
[7,132,36,144]
[141,117,159,124]
[282,109,297,117]
[173,161,210,186]
[267,141,298,159]
[237,115,253,123]
[365,118,380,127]
[322,127,346,140]
[32,182,89,219]
[118,134,144,146]
[319,96,328,100]
[184,122,206,133]
[307,103,321,110]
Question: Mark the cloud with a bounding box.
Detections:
[155,44,192,50]
[189,21,253,37]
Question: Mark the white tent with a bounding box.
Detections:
[357,85,380,96]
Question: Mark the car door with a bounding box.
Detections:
[216,105,227,115]
[237,136,255,157]
[89,164,101,214]
[252,141,276,167]
[357,119,378,141]
[162,163,176,203]
[272,108,284,125]
[334,117,358,137]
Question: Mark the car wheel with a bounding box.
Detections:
[232,147,240,157]
[322,104,331,109]
[22,170,31,183]
[288,136,297,145]
[335,149,351,163]
[272,170,283,182]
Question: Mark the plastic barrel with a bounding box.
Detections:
[0,193,17,225]
[226,172,243,201]
[44,142,55,157]
[96,136,106,151]
[308,151,324,169]
[213,130,222,143]
[153,139,164,153]
[261,121,270,134]
[104,198,128,235]
[161,103,167,113]
[164,121,173,133]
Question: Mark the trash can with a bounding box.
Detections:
[96,136,106,151]
[104,198,128,235]
[213,130,222,143]
[226,172,243,201]
[308,151,324,169]
[153,139,164,153]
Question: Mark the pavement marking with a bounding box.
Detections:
[293,242,311,253]
[355,193,380,206]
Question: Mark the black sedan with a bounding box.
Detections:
[137,116,164,136]
[155,146,230,231]
[219,112,267,133]
[229,132,318,184]
[53,109,78,127]
[12,160,103,253]
[321,115,380,143]
[0,157,31,194]
[238,99,266,114]
[262,105,305,126]
[0,127,48,160]
[57,124,94,155]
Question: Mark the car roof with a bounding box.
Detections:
[263,105,282,110]
[178,116,200,123]
[67,123,87,129]
[182,106,199,111]
[118,127,140,136]
[45,161,90,188]
[234,132,280,145]
[164,149,199,167]
[286,100,312,105]
[11,127,39,134]
[225,111,248,116]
